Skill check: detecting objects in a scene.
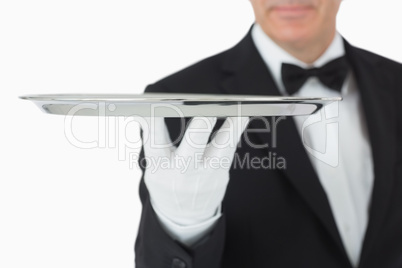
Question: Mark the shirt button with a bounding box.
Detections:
[172,258,187,268]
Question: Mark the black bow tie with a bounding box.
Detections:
[281,56,349,95]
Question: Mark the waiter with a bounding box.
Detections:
[135,0,402,267]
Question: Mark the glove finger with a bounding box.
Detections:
[205,117,249,163]
[176,117,217,158]
[141,117,173,157]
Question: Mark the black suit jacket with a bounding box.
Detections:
[135,27,402,268]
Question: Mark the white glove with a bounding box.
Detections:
[142,116,249,227]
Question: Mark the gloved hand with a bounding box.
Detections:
[141,116,249,226]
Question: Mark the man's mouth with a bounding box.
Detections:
[271,5,314,19]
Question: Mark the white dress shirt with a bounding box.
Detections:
[153,24,374,267]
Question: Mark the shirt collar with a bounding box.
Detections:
[251,23,345,93]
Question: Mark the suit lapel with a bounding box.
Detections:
[344,41,398,266]
[220,29,350,264]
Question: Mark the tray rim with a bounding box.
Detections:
[19,93,342,103]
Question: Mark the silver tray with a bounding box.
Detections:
[19,93,341,117]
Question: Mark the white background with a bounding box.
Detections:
[1,0,401,267]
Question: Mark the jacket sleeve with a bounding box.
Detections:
[134,84,227,268]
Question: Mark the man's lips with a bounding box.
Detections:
[271,5,314,19]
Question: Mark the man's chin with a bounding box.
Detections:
[265,27,314,47]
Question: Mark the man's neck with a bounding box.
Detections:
[251,24,345,95]
[271,30,337,64]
